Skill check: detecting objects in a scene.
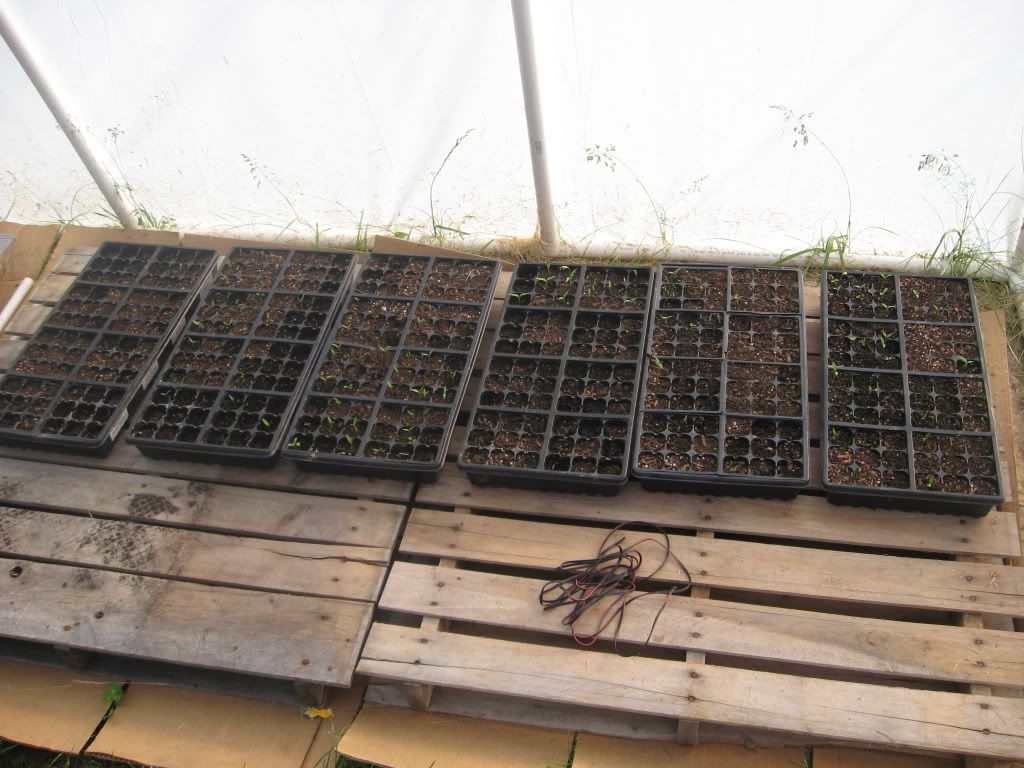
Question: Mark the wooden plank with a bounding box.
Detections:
[0,440,414,504]
[1,555,369,686]
[358,624,1024,760]
[4,301,48,336]
[414,467,1020,557]
[52,247,95,275]
[981,312,1019,519]
[574,734,807,768]
[0,507,388,601]
[380,562,1024,688]
[402,508,1024,616]
[30,273,74,305]
[0,457,405,547]
[0,338,26,371]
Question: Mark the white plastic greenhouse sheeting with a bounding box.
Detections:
[1,0,1023,263]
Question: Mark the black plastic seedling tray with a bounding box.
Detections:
[126,248,356,467]
[0,242,218,455]
[631,265,809,497]
[281,253,501,482]
[821,270,1002,516]
[458,264,654,495]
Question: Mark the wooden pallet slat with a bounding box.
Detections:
[358,623,1024,761]
[402,508,1024,616]
[380,562,1024,689]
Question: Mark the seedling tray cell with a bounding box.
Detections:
[126,248,356,466]
[282,253,501,481]
[0,242,218,455]
[459,264,654,495]
[632,265,809,497]
[821,270,1003,515]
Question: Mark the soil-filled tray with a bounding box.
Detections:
[631,265,809,497]
[821,270,1002,516]
[458,264,654,495]
[125,248,356,466]
[0,242,218,456]
[281,253,501,481]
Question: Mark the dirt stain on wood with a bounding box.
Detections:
[128,493,180,519]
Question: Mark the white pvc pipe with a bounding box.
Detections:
[0,277,33,333]
[0,3,137,230]
[511,0,558,251]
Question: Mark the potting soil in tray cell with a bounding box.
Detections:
[283,253,501,480]
[0,242,218,454]
[458,263,654,493]
[632,265,808,495]
[126,247,356,463]
[821,271,1002,514]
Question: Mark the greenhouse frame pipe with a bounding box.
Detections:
[0,3,137,229]
[511,0,558,251]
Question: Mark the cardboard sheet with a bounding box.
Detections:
[574,733,805,768]
[298,686,366,768]
[0,658,116,754]
[87,684,320,768]
[0,224,60,306]
[338,704,572,768]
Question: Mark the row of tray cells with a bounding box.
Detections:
[658,266,801,314]
[826,272,975,323]
[827,319,982,373]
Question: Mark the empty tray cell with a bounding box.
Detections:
[277,250,353,293]
[545,415,628,475]
[76,334,158,384]
[406,302,484,351]
[557,361,637,415]
[254,293,334,340]
[164,336,244,387]
[494,309,570,357]
[825,271,898,319]
[904,323,981,374]
[215,249,290,290]
[579,267,651,310]
[423,258,497,303]
[313,344,395,398]
[729,268,801,314]
[78,243,157,285]
[908,375,989,431]
[229,340,311,393]
[109,290,188,335]
[50,284,126,329]
[568,312,644,360]
[825,426,910,490]
[644,358,722,412]
[385,350,466,405]
[722,416,804,478]
[42,382,127,441]
[636,412,720,474]
[288,396,374,456]
[480,356,560,411]
[658,266,727,310]
[899,276,974,323]
[199,391,290,450]
[727,314,801,363]
[725,362,802,417]
[912,432,999,497]
[508,264,580,307]
[131,385,219,443]
[825,369,905,426]
[188,290,266,336]
[649,310,724,359]
[463,410,548,470]
[334,297,412,347]
[825,318,901,369]
[354,253,428,297]
[14,328,95,377]
[0,377,61,432]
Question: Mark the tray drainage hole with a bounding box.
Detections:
[9,565,23,577]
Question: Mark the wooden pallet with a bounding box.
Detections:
[0,241,415,702]
[358,272,1024,762]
